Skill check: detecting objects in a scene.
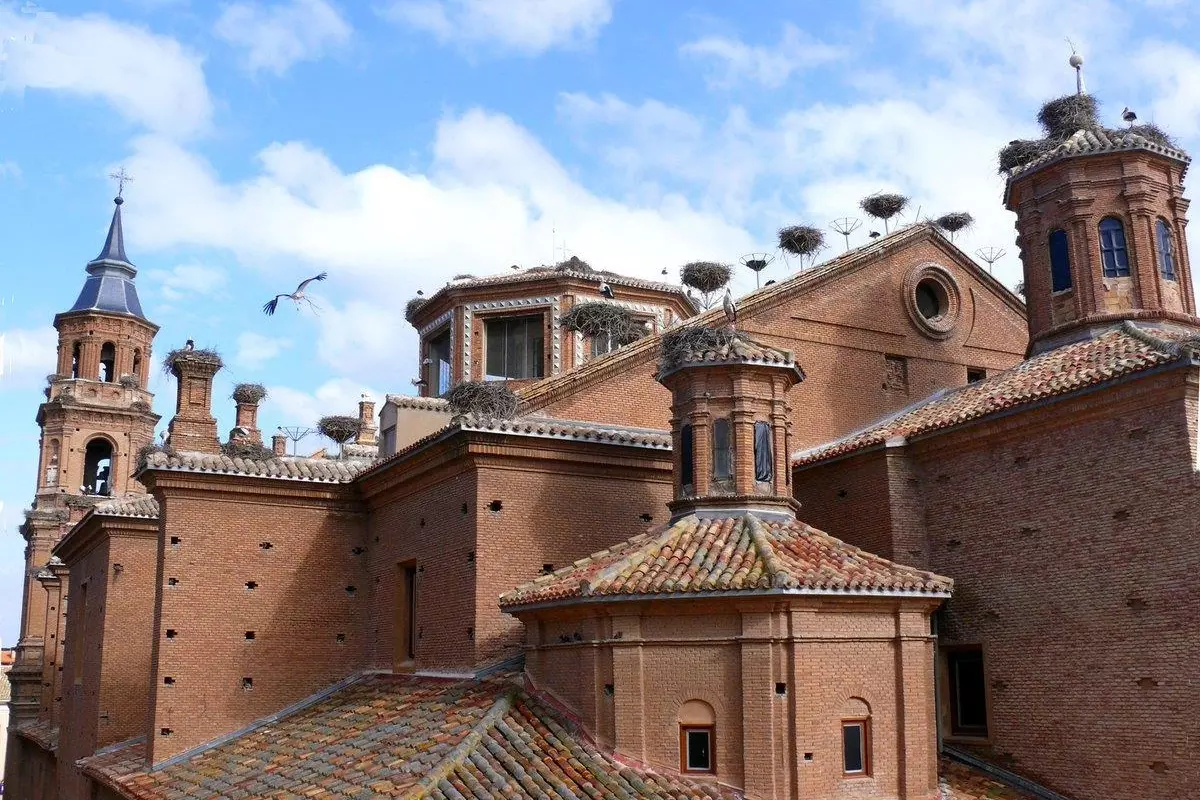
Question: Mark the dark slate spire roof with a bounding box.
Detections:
[67,197,148,319]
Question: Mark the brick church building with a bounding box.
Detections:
[6,81,1198,800]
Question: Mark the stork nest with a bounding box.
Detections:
[777,225,826,256]
[405,296,427,323]
[860,193,909,221]
[444,381,520,419]
[162,347,223,376]
[1038,93,1098,139]
[997,138,1055,173]
[452,273,476,280]
[527,265,554,273]
[232,383,268,404]
[660,325,737,371]
[119,374,139,389]
[934,212,975,234]
[130,400,152,414]
[680,261,732,294]
[137,442,176,471]
[555,255,593,273]
[317,415,361,445]
[1128,123,1177,149]
[221,440,274,461]
[560,302,645,345]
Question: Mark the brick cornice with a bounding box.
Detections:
[53,512,158,565]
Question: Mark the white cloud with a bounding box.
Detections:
[0,7,212,138]
[214,0,352,76]
[380,0,612,54]
[264,378,383,454]
[0,161,19,179]
[144,263,228,302]
[1133,41,1200,139]
[681,23,845,89]
[235,332,293,368]
[0,327,58,388]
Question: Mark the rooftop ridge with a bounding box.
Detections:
[1006,125,1191,185]
[410,689,518,799]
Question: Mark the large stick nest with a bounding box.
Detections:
[444,381,520,419]
[933,212,975,234]
[777,225,826,256]
[221,440,275,461]
[680,261,732,294]
[317,415,361,445]
[119,374,139,389]
[162,347,223,376]
[998,138,1055,173]
[555,255,593,274]
[1127,123,1177,149]
[660,325,737,371]
[1037,93,1098,139]
[232,383,268,404]
[560,302,645,345]
[859,193,909,221]
[405,296,427,322]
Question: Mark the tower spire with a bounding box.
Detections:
[1068,41,1085,95]
[92,195,130,265]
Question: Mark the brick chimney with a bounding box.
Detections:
[356,393,377,446]
[230,383,266,445]
[272,431,287,457]
[165,346,222,454]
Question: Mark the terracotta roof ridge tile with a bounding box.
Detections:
[408,689,518,799]
[1119,320,1200,358]
[745,514,792,589]
[588,518,695,596]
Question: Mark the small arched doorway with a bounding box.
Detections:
[82,439,114,496]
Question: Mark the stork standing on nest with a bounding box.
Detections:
[723,287,737,331]
[263,272,328,316]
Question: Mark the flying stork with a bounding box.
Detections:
[263,272,328,316]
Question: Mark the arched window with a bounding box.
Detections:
[82,439,114,496]
[842,698,872,777]
[680,424,695,488]
[71,342,81,379]
[45,440,60,487]
[1157,218,1176,280]
[754,421,773,483]
[132,348,144,386]
[1048,229,1073,292]
[712,418,732,481]
[99,342,116,382]
[1099,217,1130,278]
[678,700,716,775]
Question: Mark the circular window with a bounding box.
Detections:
[903,264,961,339]
[915,280,947,320]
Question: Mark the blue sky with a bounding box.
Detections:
[2,0,1199,642]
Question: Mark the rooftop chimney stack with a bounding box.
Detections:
[165,346,223,454]
[357,394,377,446]
[272,431,287,457]
[230,384,267,445]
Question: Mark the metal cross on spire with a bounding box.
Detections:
[108,167,134,200]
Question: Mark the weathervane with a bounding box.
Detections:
[108,167,134,201]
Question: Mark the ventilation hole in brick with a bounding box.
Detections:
[351,547,366,555]
[345,585,357,595]
[1129,427,1148,440]
[163,676,175,686]
[1126,596,1148,611]
[245,581,258,590]
[418,565,424,573]
[541,564,554,575]
[160,728,172,736]
[467,627,475,640]
[259,541,273,550]
[336,633,346,644]
[374,535,380,542]
[467,551,475,563]
[639,513,653,522]
[947,538,962,549]
[242,677,253,690]
[1150,761,1169,774]
[1136,677,1159,689]
[167,577,178,586]
[1018,526,1040,535]
[166,629,177,639]
[488,499,504,512]
[418,627,424,640]
[461,503,468,515]
[804,752,813,762]
[603,684,614,697]
[1113,508,1130,521]
[775,682,787,695]
[245,631,256,640]
[419,518,425,528]
[170,536,181,545]
[836,489,847,499]
[1013,455,1030,466]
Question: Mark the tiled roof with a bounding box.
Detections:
[658,329,801,380]
[13,718,59,751]
[142,449,372,483]
[500,512,951,609]
[384,394,452,411]
[340,442,378,459]
[938,757,1037,799]
[80,673,741,800]
[518,223,1019,410]
[794,322,1200,467]
[1006,126,1191,181]
[92,494,160,519]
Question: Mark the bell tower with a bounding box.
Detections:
[9,193,160,725]
[1003,57,1197,354]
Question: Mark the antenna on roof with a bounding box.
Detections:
[279,426,313,457]
[1067,38,1085,95]
[829,217,862,252]
[740,253,774,288]
[975,246,1007,274]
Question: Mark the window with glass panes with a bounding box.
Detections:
[485,314,545,380]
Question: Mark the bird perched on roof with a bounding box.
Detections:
[869,231,881,239]
[263,272,328,316]
[411,377,426,388]
[1122,107,1137,125]
[184,339,194,350]
[599,281,615,299]
[722,287,737,330]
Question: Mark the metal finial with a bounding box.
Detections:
[108,167,133,203]
[1067,39,1085,95]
